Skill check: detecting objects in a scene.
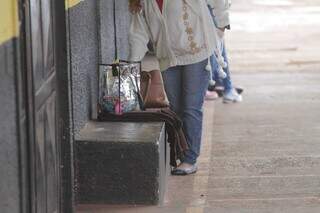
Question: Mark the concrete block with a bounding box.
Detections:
[74,121,168,205]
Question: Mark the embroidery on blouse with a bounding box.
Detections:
[182,0,206,55]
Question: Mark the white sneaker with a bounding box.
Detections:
[171,163,198,176]
[223,89,242,103]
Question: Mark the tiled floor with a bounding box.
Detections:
[77,0,320,212]
[77,71,320,213]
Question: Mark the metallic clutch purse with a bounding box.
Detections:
[98,61,141,115]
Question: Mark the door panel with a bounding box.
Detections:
[45,93,58,213]
[28,0,60,212]
[41,0,54,77]
[35,106,46,213]
[30,0,45,91]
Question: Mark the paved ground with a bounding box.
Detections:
[77,0,320,212]
[226,0,320,73]
[77,71,320,213]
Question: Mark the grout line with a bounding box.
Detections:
[185,174,320,179]
[208,196,320,202]
[208,155,320,160]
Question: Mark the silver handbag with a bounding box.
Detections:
[98,61,142,114]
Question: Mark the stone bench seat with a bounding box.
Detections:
[74,121,169,205]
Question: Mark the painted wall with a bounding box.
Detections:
[0,1,20,212]
[68,0,131,133]
[68,0,99,133]
[99,0,131,63]
[0,0,19,45]
[66,0,83,9]
[0,40,20,213]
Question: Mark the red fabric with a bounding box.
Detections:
[156,0,163,13]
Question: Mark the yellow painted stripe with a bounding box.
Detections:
[0,0,83,44]
[0,0,19,45]
[65,0,83,9]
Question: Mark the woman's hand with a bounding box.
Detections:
[218,27,226,32]
[129,0,142,14]
[217,28,225,38]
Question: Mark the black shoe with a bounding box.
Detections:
[236,87,244,95]
[211,86,244,97]
[207,84,216,92]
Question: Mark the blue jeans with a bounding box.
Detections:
[207,4,233,92]
[162,59,209,165]
[210,42,233,92]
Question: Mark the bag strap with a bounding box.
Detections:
[143,72,153,103]
[113,0,118,61]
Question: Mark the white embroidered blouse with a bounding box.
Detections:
[129,0,225,71]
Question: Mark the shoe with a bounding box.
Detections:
[213,86,244,97]
[205,90,219,100]
[171,164,198,176]
[235,87,244,95]
[223,89,243,103]
[208,84,215,92]
[214,86,224,97]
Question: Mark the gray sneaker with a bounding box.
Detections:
[171,164,198,176]
[223,89,243,103]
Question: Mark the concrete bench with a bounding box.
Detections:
[74,121,169,205]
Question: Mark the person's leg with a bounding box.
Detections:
[210,54,219,84]
[161,66,183,118]
[220,42,233,92]
[163,60,209,175]
[162,66,195,174]
[205,54,220,99]
[181,59,209,165]
[219,42,243,103]
[213,42,232,89]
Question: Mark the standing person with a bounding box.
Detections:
[128,0,223,175]
[206,0,243,103]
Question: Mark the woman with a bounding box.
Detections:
[128,0,222,175]
[206,1,243,103]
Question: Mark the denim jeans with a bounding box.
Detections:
[162,59,209,165]
[210,42,233,92]
[207,4,233,92]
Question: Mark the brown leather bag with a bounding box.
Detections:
[140,70,170,108]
